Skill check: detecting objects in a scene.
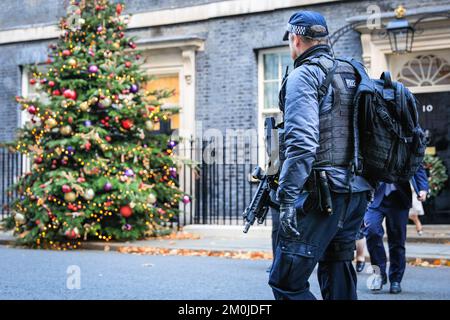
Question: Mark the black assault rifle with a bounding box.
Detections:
[243,117,280,233]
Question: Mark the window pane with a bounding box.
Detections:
[144,73,180,130]
[264,53,278,81]
[145,73,179,107]
[281,53,292,76]
[264,82,279,109]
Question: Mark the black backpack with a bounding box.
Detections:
[346,58,426,183]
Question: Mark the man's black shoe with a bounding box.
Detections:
[390,282,402,294]
[356,261,365,273]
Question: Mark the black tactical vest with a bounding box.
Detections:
[279,54,358,168]
[314,56,358,167]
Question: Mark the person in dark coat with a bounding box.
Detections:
[364,165,429,294]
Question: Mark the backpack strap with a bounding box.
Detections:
[381,71,393,88]
[317,61,337,106]
[381,71,395,101]
[304,55,337,107]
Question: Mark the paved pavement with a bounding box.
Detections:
[1,225,449,262]
[0,246,449,300]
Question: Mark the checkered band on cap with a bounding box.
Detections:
[286,23,308,36]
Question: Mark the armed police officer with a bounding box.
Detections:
[268,11,373,300]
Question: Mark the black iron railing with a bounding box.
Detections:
[1,148,27,219]
[1,138,268,227]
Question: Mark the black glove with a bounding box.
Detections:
[280,203,300,238]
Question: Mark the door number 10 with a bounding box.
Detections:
[422,104,434,112]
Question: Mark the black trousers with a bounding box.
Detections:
[268,191,369,300]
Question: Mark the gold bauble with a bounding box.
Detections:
[79,101,89,111]
[60,125,72,136]
[45,118,57,128]
[68,58,77,66]
[64,191,77,203]
[112,42,121,50]
[61,100,68,108]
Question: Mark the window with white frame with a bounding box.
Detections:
[21,65,49,127]
[257,47,291,165]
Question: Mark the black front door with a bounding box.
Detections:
[415,91,450,224]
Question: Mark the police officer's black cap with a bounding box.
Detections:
[283,11,329,41]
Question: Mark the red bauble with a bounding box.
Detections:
[120,205,133,218]
[116,3,123,14]
[62,49,71,56]
[29,79,36,85]
[62,185,71,193]
[52,89,61,96]
[121,119,133,130]
[48,81,55,87]
[34,156,43,164]
[125,61,132,68]
[68,116,73,124]
[65,228,79,239]
[63,89,77,100]
[105,136,112,142]
[27,105,37,114]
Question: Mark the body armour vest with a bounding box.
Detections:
[278,55,358,168]
[314,56,358,167]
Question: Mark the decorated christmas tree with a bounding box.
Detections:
[423,153,448,198]
[4,0,187,249]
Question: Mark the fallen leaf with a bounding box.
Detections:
[116,246,273,260]
[433,259,441,266]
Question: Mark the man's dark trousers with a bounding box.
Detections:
[269,191,369,300]
[364,194,409,283]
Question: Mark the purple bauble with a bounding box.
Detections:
[168,140,177,148]
[67,146,75,155]
[169,167,177,178]
[88,65,99,73]
[97,26,103,33]
[182,195,191,205]
[84,120,92,127]
[130,84,139,93]
[124,168,134,177]
[104,182,112,191]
